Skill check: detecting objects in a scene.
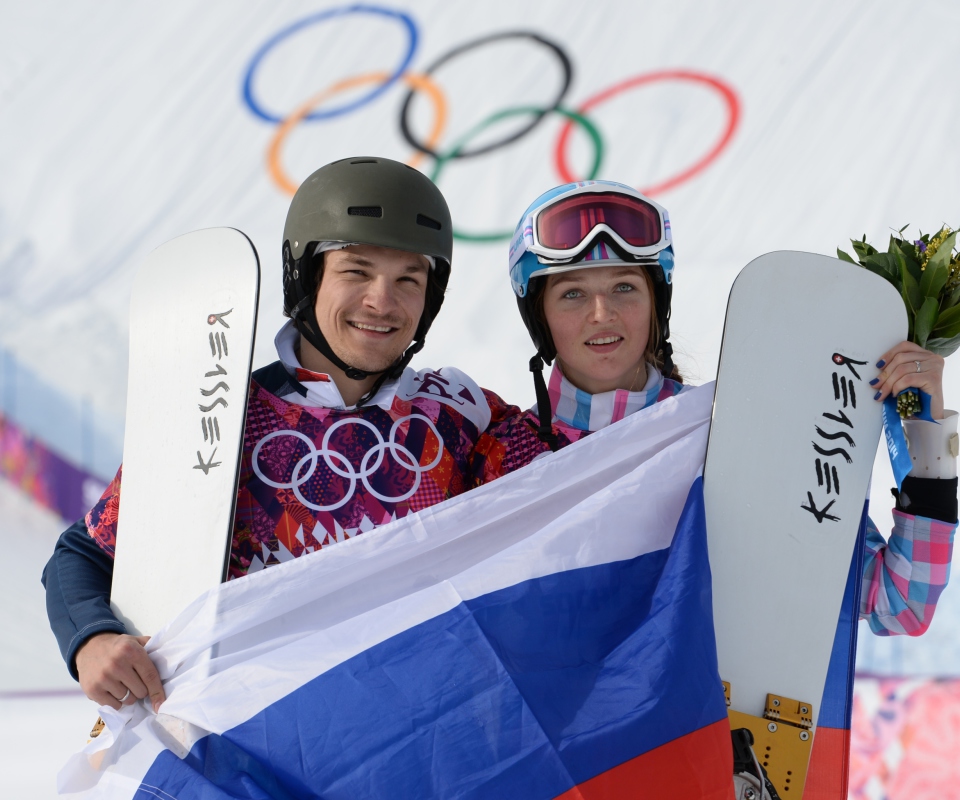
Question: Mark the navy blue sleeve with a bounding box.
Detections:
[41,519,126,680]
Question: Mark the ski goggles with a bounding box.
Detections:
[508,182,672,274]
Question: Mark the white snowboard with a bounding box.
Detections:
[703,251,906,794]
[110,228,259,636]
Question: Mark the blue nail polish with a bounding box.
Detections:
[869,378,879,386]
[874,391,881,400]
[876,360,885,368]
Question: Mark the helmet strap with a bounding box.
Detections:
[659,340,675,380]
[290,295,427,405]
[357,340,423,406]
[290,296,378,381]
[529,354,559,453]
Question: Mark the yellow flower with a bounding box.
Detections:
[923,226,955,269]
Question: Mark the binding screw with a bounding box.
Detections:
[800,705,809,714]
[768,722,778,732]
[800,731,810,741]
[744,789,757,800]
[772,698,781,707]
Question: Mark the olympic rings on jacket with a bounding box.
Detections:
[429,105,604,243]
[553,70,741,196]
[243,5,418,123]
[251,415,444,511]
[398,31,572,161]
[268,71,448,195]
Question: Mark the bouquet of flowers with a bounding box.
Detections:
[839,225,959,416]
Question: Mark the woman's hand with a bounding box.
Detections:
[871,341,945,420]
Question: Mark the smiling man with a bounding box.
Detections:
[43,157,516,712]
[296,244,433,406]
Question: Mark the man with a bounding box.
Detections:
[43,157,514,713]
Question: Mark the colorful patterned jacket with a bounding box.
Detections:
[43,322,510,675]
[473,363,958,638]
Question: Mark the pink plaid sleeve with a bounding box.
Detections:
[860,510,956,636]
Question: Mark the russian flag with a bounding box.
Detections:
[802,505,868,799]
[60,385,733,799]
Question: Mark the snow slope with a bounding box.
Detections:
[0,476,75,691]
[0,476,99,798]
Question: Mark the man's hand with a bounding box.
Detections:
[75,632,165,712]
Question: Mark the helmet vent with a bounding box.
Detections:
[349,159,378,165]
[347,206,383,218]
[416,213,442,231]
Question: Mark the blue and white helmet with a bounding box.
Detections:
[508,180,675,369]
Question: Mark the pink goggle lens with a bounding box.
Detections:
[536,193,662,250]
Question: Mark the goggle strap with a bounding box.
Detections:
[508,217,534,272]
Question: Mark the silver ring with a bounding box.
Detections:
[916,360,922,373]
[120,689,131,703]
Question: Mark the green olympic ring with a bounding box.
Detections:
[429,106,604,243]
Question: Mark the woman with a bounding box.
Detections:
[476,180,957,636]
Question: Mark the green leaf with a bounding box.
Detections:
[931,318,960,342]
[888,233,910,254]
[851,237,877,261]
[863,252,900,284]
[858,261,900,293]
[925,331,960,357]
[897,249,922,312]
[837,248,856,263]
[903,249,923,282]
[920,262,949,299]
[914,296,939,348]
[928,231,958,272]
[945,282,960,309]
[931,302,960,333]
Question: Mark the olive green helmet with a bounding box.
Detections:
[282,156,453,384]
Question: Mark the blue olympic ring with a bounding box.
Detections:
[242,4,418,124]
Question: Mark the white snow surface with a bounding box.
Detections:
[2,3,960,789]
[0,476,98,798]
[0,477,77,691]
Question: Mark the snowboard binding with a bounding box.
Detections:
[732,727,781,800]
[725,682,814,798]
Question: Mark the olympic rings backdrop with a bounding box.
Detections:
[244,7,741,243]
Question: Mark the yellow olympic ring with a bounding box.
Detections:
[267,71,448,196]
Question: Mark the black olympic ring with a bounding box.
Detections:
[398,30,572,160]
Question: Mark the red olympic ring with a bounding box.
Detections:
[554,70,741,196]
